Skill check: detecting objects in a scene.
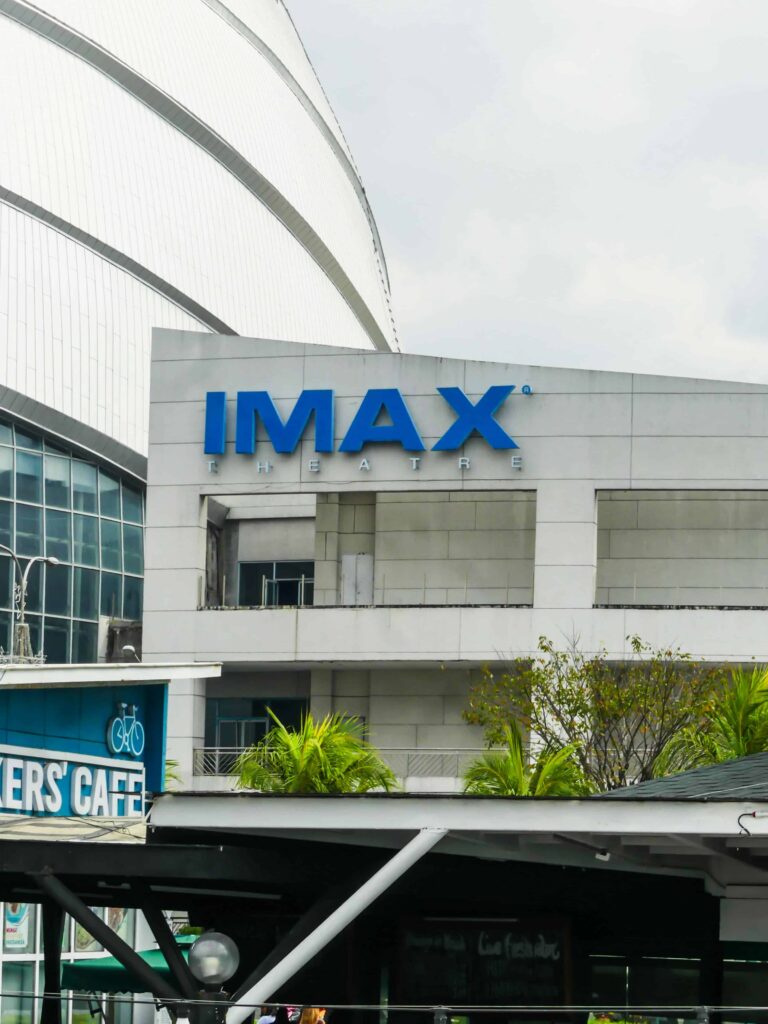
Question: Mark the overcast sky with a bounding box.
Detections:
[289,0,768,382]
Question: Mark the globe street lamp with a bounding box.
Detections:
[0,544,60,661]
[188,931,240,1024]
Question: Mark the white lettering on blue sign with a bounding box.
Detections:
[204,386,531,456]
[0,745,145,818]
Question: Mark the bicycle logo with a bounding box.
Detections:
[106,702,145,758]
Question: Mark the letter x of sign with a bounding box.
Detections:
[204,386,519,454]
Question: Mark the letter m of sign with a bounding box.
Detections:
[203,390,334,455]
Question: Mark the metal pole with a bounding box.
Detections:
[140,899,199,1000]
[225,827,447,1024]
[40,900,64,1024]
[35,872,182,1003]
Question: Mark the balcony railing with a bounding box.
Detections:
[192,746,496,779]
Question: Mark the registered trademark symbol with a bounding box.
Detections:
[521,384,533,395]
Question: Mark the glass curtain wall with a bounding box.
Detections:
[0,419,143,662]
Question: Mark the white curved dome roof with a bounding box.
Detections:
[0,0,397,458]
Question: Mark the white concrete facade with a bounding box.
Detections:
[0,0,395,460]
[145,329,768,786]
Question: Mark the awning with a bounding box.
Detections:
[61,935,194,993]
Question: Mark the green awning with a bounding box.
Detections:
[62,935,194,994]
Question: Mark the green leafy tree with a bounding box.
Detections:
[654,666,768,776]
[235,709,398,793]
[463,720,592,796]
[463,636,726,792]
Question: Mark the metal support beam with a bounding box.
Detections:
[40,900,64,1024]
[35,871,182,1004]
[226,827,447,1024]
[139,897,199,1000]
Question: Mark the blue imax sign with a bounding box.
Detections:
[204,387,521,455]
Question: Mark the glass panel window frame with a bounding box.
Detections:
[73,514,99,568]
[15,450,42,504]
[45,455,71,509]
[72,461,97,514]
[0,419,145,664]
[238,560,315,608]
[100,519,122,571]
[45,507,71,561]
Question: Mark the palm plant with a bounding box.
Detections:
[653,666,768,776]
[235,709,398,793]
[462,720,593,796]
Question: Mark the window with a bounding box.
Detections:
[0,558,12,608]
[105,995,133,1024]
[46,507,71,560]
[14,428,41,451]
[216,717,269,747]
[73,568,99,620]
[101,519,121,571]
[44,618,70,663]
[72,620,98,662]
[0,421,144,661]
[72,461,97,513]
[16,504,42,556]
[239,560,314,607]
[0,446,12,498]
[45,563,71,616]
[73,514,99,567]
[122,484,143,524]
[0,499,11,547]
[122,523,143,575]
[123,576,142,620]
[204,697,307,750]
[16,451,42,504]
[101,572,122,617]
[99,470,120,518]
[72,997,101,1024]
[75,909,103,952]
[4,903,36,953]
[4,962,34,1024]
[0,611,10,653]
[45,456,71,508]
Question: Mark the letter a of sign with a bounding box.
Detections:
[235,390,334,454]
[340,389,425,452]
[433,386,518,450]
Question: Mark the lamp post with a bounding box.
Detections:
[0,544,60,661]
[188,931,240,1024]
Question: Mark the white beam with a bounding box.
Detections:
[152,794,768,839]
[226,827,447,1024]
[0,661,221,688]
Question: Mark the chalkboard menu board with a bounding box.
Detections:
[396,919,569,1006]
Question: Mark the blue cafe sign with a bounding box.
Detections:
[0,684,165,818]
[204,386,530,457]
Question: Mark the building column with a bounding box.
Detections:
[533,481,597,609]
[310,669,333,718]
[40,901,64,1024]
[314,494,377,607]
[314,495,340,605]
[166,676,207,787]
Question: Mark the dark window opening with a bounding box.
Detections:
[239,560,314,607]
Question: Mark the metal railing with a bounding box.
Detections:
[193,746,496,778]
[193,748,244,776]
